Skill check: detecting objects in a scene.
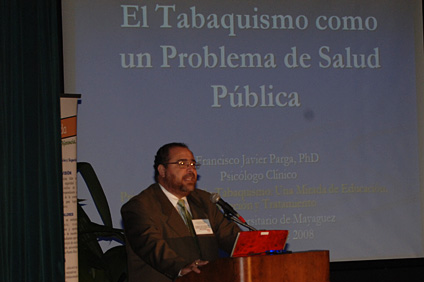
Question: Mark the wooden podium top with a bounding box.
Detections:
[177,250,330,282]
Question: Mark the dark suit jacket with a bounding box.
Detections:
[121,184,241,282]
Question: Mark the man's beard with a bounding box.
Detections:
[165,172,196,194]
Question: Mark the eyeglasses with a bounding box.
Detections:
[164,160,201,170]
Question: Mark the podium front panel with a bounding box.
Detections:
[177,250,330,282]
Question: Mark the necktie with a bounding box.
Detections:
[177,199,196,237]
[177,199,202,255]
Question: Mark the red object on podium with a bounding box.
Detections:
[231,230,289,257]
[176,250,330,282]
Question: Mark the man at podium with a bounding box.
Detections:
[121,143,241,282]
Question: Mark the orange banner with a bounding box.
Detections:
[61,116,77,139]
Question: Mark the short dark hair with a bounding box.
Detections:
[154,142,189,182]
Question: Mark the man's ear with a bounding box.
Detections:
[158,164,166,178]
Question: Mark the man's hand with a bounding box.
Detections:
[179,259,209,276]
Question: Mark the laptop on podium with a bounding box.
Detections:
[230,230,289,257]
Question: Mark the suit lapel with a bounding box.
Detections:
[152,185,192,237]
[187,192,208,220]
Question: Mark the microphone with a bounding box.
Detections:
[210,193,246,223]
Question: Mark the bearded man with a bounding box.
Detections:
[121,142,241,282]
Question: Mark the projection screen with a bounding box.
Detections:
[62,0,424,261]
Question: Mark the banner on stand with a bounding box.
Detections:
[60,94,81,282]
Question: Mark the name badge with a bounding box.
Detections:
[192,219,214,235]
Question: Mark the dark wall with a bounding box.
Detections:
[330,258,424,282]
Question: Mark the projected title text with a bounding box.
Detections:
[119,4,381,108]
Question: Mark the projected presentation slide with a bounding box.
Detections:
[62,0,424,261]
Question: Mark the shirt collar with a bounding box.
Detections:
[159,184,190,210]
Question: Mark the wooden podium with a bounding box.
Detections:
[176,250,330,282]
